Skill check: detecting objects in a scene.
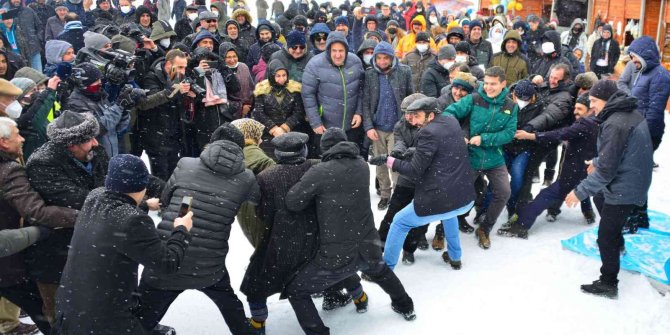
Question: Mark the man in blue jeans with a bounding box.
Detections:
[370,97,476,270]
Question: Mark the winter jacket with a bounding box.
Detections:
[535,116,598,189]
[420,59,449,97]
[402,48,436,93]
[142,140,258,290]
[489,30,529,86]
[627,36,670,139]
[392,114,475,216]
[395,15,436,58]
[24,143,108,284]
[286,140,382,272]
[468,36,493,67]
[221,20,251,63]
[616,61,639,94]
[302,32,364,131]
[4,6,43,59]
[351,16,364,52]
[0,151,77,287]
[526,25,545,63]
[436,84,457,112]
[589,37,620,75]
[356,38,378,70]
[560,19,587,54]
[65,89,130,158]
[225,61,254,119]
[16,88,57,159]
[271,0,284,18]
[503,97,542,157]
[45,15,65,41]
[55,188,191,334]
[392,118,419,188]
[525,84,574,132]
[270,48,312,82]
[246,22,282,69]
[174,17,194,41]
[114,6,137,26]
[575,91,653,206]
[531,30,572,79]
[233,9,257,49]
[444,86,518,170]
[0,49,24,81]
[362,43,413,131]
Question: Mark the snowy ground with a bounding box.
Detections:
[144,115,670,335]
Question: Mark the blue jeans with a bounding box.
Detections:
[29,53,42,73]
[384,201,474,269]
[481,151,529,214]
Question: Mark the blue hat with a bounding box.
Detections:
[469,19,482,29]
[286,30,306,48]
[105,154,149,194]
[514,79,536,101]
[335,16,349,26]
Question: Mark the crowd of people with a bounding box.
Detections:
[0,0,668,334]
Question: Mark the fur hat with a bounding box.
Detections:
[261,43,282,62]
[589,79,619,101]
[320,127,348,152]
[575,72,598,90]
[105,154,149,194]
[210,123,245,148]
[451,72,477,93]
[47,111,100,146]
[231,118,265,145]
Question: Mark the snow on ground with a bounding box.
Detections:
[156,115,670,335]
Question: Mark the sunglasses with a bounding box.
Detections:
[205,19,217,23]
[290,45,306,50]
[315,35,328,42]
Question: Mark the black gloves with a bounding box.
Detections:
[390,148,416,159]
[36,226,52,242]
[369,154,388,166]
[117,85,146,109]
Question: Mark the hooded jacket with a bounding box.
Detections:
[142,140,258,290]
[627,36,670,139]
[489,30,529,87]
[246,22,282,69]
[232,8,257,48]
[362,42,413,131]
[190,29,220,51]
[395,15,437,58]
[174,7,194,41]
[45,40,72,66]
[531,30,572,79]
[221,19,251,63]
[302,32,364,131]
[419,58,450,97]
[135,5,156,36]
[444,85,518,170]
[308,22,330,56]
[575,91,653,206]
[356,38,378,70]
[560,18,587,54]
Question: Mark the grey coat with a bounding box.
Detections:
[401,49,435,92]
[362,56,413,131]
[13,6,44,58]
[44,16,64,41]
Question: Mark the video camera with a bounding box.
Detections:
[55,62,87,93]
[90,49,138,85]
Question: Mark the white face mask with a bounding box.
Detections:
[455,55,468,63]
[517,99,531,110]
[443,61,454,70]
[542,41,555,54]
[363,54,373,65]
[416,44,428,53]
[211,9,219,15]
[4,100,22,119]
[227,62,240,69]
[187,12,198,21]
[429,17,438,25]
[159,38,171,49]
[120,6,131,14]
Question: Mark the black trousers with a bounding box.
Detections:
[543,146,558,182]
[0,280,51,334]
[378,185,427,253]
[145,147,180,182]
[286,258,412,335]
[135,273,250,335]
[593,194,636,285]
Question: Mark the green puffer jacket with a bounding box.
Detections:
[443,85,517,170]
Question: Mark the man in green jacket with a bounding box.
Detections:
[488,30,529,87]
[444,66,517,249]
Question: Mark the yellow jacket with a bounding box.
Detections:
[395,15,437,58]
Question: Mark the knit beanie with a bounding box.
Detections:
[75,63,102,87]
[320,127,347,152]
[293,15,308,27]
[286,30,306,48]
[576,93,590,109]
[400,93,427,112]
[9,78,36,102]
[231,118,265,145]
[14,67,48,87]
[438,45,456,60]
[105,154,149,194]
[210,123,245,148]
[47,111,100,146]
[455,41,470,54]
[513,79,536,101]
[469,19,482,30]
[111,35,137,54]
[415,31,430,43]
[272,132,309,163]
[451,72,476,93]
[335,16,349,27]
[83,31,112,50]
[261,43,281,62]
[589,79,618,101]
[387,19,399,28]
[575,72,598,90]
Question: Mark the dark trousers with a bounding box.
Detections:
[378,185,427,253]
[0,280,51,334]
[145,147,180,182]
[543,146,558,182]
[517,181,573,229]
[181,123,201,158]
[135,273,250,334]
[474,166,511,233]
[286,259,412,335]
[593,194,636,285]
[652,136,662,151]
[310,127,365,157]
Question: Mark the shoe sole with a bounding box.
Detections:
[580,288,618,299]
[392,306,416,321]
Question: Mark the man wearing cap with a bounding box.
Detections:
[466,19,493,68]
[373,97,475,270]
[181,10,220,47]
[246,22,281,69]
[271,29,313,82]
[436,71,476,111]
[454,41,484,80]
[402,31,436,92]
[489,29,529,87]
[565,80,653,299]
[54,154,193,334]
[3,1,44,72]
[0,78,23,120]
[45,4,68,41]
[420,45,455,97]
[334,15,354,47]
[589,24,619,78]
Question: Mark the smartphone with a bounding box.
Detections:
[205,61,219,68]
[178,196,193,218]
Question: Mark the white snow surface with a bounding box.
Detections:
[153,115,670,335]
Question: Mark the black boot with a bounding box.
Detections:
[581,280,618,299]
[378,198,390,210]
[322,290,352,311]
[458,216,474,233]
[417,234,429,250]
[583,210,596,225]
[497,221,528,239]
[441,252,462,270]
[391,302,416,321]
[401,251,415,265]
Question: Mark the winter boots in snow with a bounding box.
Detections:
[417,234,429,250]
[475,227,491,249]
[354,292,368,313]
[322,290,353,311]
[378,198,390,211]
[580,280,618,299]
[497,221,529,239]
[441,252,462,270]
[545,212,557,222]
[458,216,475,233]
[249,318,265,335]
[391,303,416,321]
[583,210,596,224]
[402,251,415,265]
[432,223,445,250]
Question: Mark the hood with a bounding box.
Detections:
[542,30,561,55]
[325,31,349,65]
[199,140,246,175]
[211,2,227,20]
[410,15,427,33]
[492,15,506,28]
[372,41,397,72]
[597,91,639,121]
[628,36,660,73]
[447,26,465,40]
[322,141,360,161]
[219,41,237,57]
[310,22,330,38]
[232,8,253,27]
[150,20,177,41]
[569,18,584,32]
[357,38,378,56]
[135,5,155,26]
[45,40,73,64]
[476,85,510,106]
[501,29,522,54]
[255,22,277,42]
[267,58,287,87]
[191,29,220,50]
[224,19,240,35]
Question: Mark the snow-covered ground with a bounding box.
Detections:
[152,115,670,335]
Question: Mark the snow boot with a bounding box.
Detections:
[545,213,557,222]
[377,198,390,211]
[475,227,491,249]
[432,224,445,251]
[417,234,429,250]
[360,273,373,282]
[3,322,38,335]
[500,214,518,230]
[497,221,528,239]
[458,216,475,233]
[391,303,416,321]
[353,292,368,313]
[583,210,596,224]
[473,210,487,226]
[402,251,415,265]
[580,280,618,299]
[322,290,352,311]
[151,324,176,335]
[441,252,462,270]
[249,318,265,335]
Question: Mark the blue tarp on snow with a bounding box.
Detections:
[561,210,670,284]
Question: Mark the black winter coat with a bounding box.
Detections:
[240,159,319,301]
[362,59,414,131]
[286,141,382,273]
[54,188,191,335]
[142,140,260,290]
[420,60,450,98]
[504,99,543,156]
[174,17,194,41]
[589,38,620,75]
[252,79,306,146]
[392,119,419,188]
[56,28,85,53]
[392,114,475,216]
[526,84,574,132]
[24,143,108,284]
[12,6,44,58]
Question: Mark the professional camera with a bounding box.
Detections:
[89,49,138,85]
[180,77,206,96]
